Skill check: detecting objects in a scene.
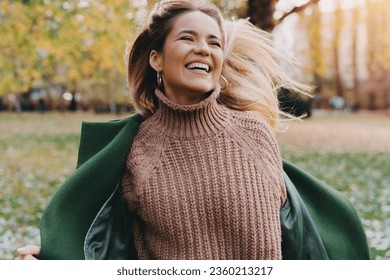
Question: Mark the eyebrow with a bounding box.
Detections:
[177,30,221,40]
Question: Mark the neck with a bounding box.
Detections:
[163,88,212,105]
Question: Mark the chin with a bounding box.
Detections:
[189,83,216,94]
[191,88,214,96]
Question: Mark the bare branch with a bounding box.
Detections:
[275,0,320,26]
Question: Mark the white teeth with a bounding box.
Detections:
[186,62,210,72]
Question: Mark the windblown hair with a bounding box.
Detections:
[126,0,225,117]
[221,18,310,130]
[126,0,309,130]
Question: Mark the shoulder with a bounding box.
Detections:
[124,116,168,188]
[230,110,278,148]
[231,110,272,131]
[228,110,282,176]
[226,109,282,166]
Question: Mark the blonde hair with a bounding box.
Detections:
[219,18,310,130]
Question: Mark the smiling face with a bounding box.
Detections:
[149,11,223,105]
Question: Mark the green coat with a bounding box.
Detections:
[39,114,370,260]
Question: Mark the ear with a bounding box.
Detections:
[149,50,162,72]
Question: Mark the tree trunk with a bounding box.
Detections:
[108,60,118,114]
[247,0,277,32]
[384,90,390,110]
[69,82,78,111]
[333,2,344,98]
[352,5,360,109]
[309,2,323,108]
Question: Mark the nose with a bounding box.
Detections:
[194,40,211,56]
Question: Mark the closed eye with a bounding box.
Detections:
[180,36,194,41]
[210,41,222,48]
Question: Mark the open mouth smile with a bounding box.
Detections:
[185,62,211,73]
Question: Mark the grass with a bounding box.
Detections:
[277,112,390,260]
[280,151,390,259]
[0,111,389,259]
[0,112,116,260]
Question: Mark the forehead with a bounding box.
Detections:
[169,11,221,38]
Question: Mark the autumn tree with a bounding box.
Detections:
[0,1,50,96]
[364,0,390,109]
[0,0,147,111]
[48,0,146,112]
[245,0,320,113]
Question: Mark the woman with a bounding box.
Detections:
[121,4,286,260]
[16,0,370,260]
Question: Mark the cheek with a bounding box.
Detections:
[161,46,182,68]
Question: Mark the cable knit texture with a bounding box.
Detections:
[121,86,286,260]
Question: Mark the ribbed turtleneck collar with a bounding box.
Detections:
[149,86,230,138]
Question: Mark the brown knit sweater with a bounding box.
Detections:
[121,86,286,260]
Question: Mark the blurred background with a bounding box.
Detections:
[0,0,389,259]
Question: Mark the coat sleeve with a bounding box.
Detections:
[282,159,371,260]
[39,115,141,260]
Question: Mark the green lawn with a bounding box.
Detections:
[277,112,390,260]
[280,151,390,259]
[0,112,114,260]
[0,112,389,259]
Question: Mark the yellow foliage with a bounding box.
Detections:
[67,69,81,81]
[81,60,97,77]
[0,0,143,97]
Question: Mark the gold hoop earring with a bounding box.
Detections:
[219,75,228,90]
[157,71,163,89]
